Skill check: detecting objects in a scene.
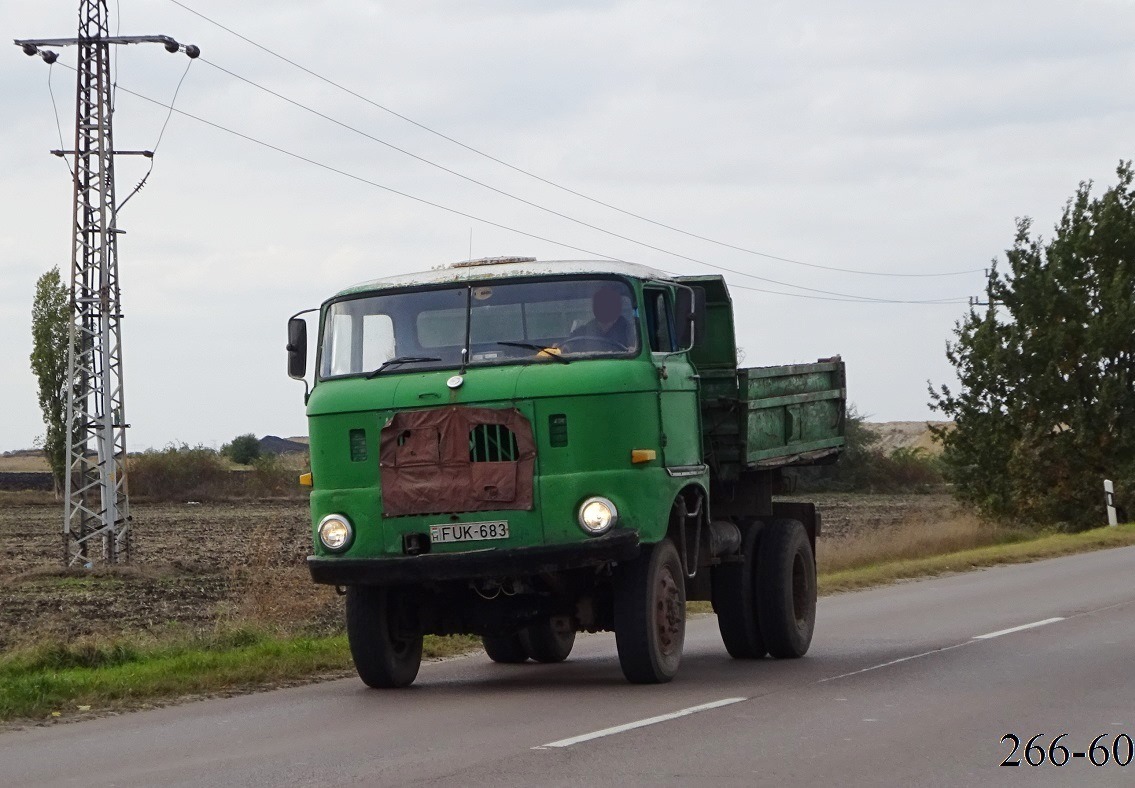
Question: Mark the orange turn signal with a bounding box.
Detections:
[298,473,313,487]
[631,449,657,464]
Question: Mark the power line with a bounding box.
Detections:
[117,57,196,216]
[98,71,967,305]
[195,58,968,304]
[101,74,967,305]
[153,58,194,154]
[181,58,970,303]
[46,63,73,177]
[165,0,983,281]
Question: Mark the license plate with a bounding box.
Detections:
[429,520,510,544]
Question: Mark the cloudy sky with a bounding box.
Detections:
[2,0,1133,452]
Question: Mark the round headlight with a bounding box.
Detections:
[318,514,353,552]
[577,497,618,535]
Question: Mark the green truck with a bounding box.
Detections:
[287,257,845,686]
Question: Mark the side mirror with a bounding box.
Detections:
[287,317,308,380]
[675,286,706,350]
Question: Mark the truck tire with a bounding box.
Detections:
[482,633,529,663]
[756,519,816,659]
[614,538,685,684]
[522,620,575,663]
[712,521,767,659]
[346,585,423,688]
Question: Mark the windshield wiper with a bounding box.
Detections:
[496,341,570,364]
[366,356,442,379]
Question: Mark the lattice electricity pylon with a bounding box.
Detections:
[15,2,198,567]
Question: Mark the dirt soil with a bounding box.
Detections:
[0,494,957,653]
[0,500,340,652]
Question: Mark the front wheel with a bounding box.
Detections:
[614,538,686,683]
[346,585,423,688]
[522,619,576,663]
[756,519,816,659]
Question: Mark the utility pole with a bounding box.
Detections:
[16,2,198,567]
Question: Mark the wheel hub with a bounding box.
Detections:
[655,566,682,655]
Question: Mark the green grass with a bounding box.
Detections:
[4,524,1134,725]
[0,629,477,724]
[820,523,1135,593]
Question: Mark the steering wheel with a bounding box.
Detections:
[557,334,630,352]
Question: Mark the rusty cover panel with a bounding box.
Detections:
[379,406,535,517]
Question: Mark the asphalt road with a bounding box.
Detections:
[3,546,1134,787]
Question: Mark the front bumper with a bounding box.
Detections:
[307,529,640,587]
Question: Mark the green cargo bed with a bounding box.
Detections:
[701,358,846,479]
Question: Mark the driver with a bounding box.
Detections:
[568,284,633,347]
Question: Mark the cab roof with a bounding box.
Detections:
[335,258,673,297]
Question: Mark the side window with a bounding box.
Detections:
[643,288,675,353]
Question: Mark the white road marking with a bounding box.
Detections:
[535,697,747,749]
[819,642,972,683]
[973,617,1064,640]
[821,615,1071,683]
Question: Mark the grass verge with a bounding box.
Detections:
[4,523,1134,725]
[820,522,1135,593]
[0,629,477,724]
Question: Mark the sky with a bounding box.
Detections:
[2,0,1134,452]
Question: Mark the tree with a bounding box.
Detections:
[222,433,261,465]
[789,405,943,493]
[30,267,71,494]
[931,161,1135,529]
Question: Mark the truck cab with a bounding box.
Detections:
[288,257,845,686]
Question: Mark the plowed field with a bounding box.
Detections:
[0,494,957,652]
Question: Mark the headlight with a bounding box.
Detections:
[318,514,354,552]
[577,497,618,535]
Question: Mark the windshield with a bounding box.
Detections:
[319,278,639,378]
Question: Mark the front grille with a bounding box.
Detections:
[469,423,519,462]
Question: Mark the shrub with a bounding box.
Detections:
[126,444,308,501]
[128,444,229,500]
[221,434,261,465]
[248,454,302,498]
[791,407,945,493]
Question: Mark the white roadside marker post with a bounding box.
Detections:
[1105,479,1118,527]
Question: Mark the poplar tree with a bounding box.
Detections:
[30,267,72,494]
[931,162,1135,529]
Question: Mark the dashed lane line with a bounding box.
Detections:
[533,697,748,749]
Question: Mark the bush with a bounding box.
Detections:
[249,454,302,498]
[128,444,229,500]
[221,434,261,465]
[791,407,945,493]
[126,444,308,501]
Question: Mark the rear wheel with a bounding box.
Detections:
[756,519,816,659]
[346,585,423,688]
[522,619,576,663]
[614,538,686,684]
[482,632,529,663]
[712,520,767,659]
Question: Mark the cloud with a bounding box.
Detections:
[1,0,1133,449]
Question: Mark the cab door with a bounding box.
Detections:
[642,285,702,470]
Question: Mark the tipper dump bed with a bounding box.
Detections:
[676,275,846,481]
[701,360,846,480]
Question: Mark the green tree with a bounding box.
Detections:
[931,161,1135,529]
[790,405,943,493]
[30,267,71,494]
[222,433,261,465]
